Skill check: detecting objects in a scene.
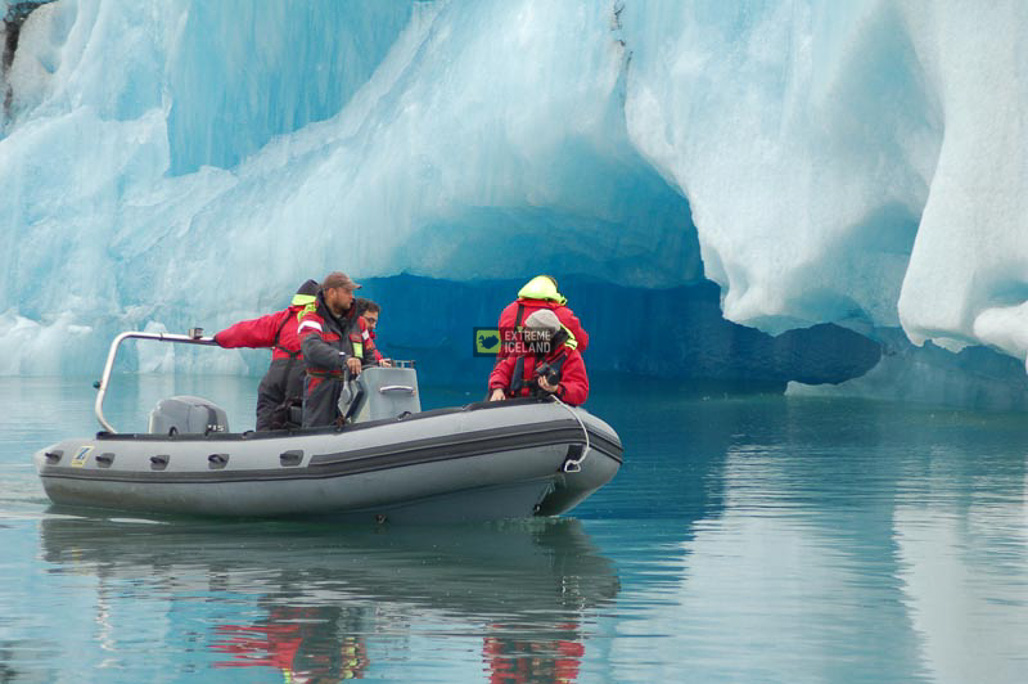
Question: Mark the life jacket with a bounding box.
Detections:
[272,292,317,360]
[298,294,367,378]
[499,277,587,355]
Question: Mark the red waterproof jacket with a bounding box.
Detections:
[298,296,381,427]
[497,299,589,357]
[489,344,589,406]
[297,303,378,374]
[367,328,384,363]
[214,305,305,359]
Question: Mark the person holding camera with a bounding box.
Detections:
[488,309,589,406]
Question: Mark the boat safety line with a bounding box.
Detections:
[551,396,590,473]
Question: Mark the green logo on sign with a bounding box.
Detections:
[473,328,501,356]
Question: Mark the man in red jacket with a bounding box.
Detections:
[354,298,388,364]
[489,309,589,406]
[298,272,386,428]
[497,275,588,358]
[213,279,320,430]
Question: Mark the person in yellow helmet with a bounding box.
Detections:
[497,275,589,358]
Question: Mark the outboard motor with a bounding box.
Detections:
[338,366,420,424]
[148,396,230,435]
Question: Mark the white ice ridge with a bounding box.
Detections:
[623,1,1028,358]
[0,0,1026,376]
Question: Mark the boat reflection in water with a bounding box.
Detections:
[39,515,619,682]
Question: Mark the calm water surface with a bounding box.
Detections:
[1,374,1027,683]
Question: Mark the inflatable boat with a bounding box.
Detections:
[33,331,622,523]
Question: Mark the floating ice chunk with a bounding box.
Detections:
[0,309,92,375]
[972,304,1028,362]
[787,329,1028,411]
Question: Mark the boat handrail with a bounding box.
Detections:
[379,385,416,394]
[94,330,217,434]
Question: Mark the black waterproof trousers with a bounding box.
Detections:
[255,357,305,430]
[301,373,344,429]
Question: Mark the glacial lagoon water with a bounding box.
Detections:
[1,373,1027,683]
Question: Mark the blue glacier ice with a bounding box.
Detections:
[1,0,1027,408]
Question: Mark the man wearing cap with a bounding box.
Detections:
[497,275,589,358]
[213,279,320,430]
[298,271,384,427]
[488,309,589,406]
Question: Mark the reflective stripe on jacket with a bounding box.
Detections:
[298,294,376,372]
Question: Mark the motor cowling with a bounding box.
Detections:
[148,396,229,435]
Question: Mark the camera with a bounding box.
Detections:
[534,361,560,387]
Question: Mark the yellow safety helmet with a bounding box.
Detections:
[517,275,566,305]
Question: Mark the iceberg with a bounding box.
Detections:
[1,0,1026,407]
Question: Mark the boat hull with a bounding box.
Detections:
[34,401,622,524]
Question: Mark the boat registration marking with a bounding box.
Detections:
[71,446,93,468]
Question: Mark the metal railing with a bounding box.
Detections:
[93,330,217,433]
[93,329,416,434]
